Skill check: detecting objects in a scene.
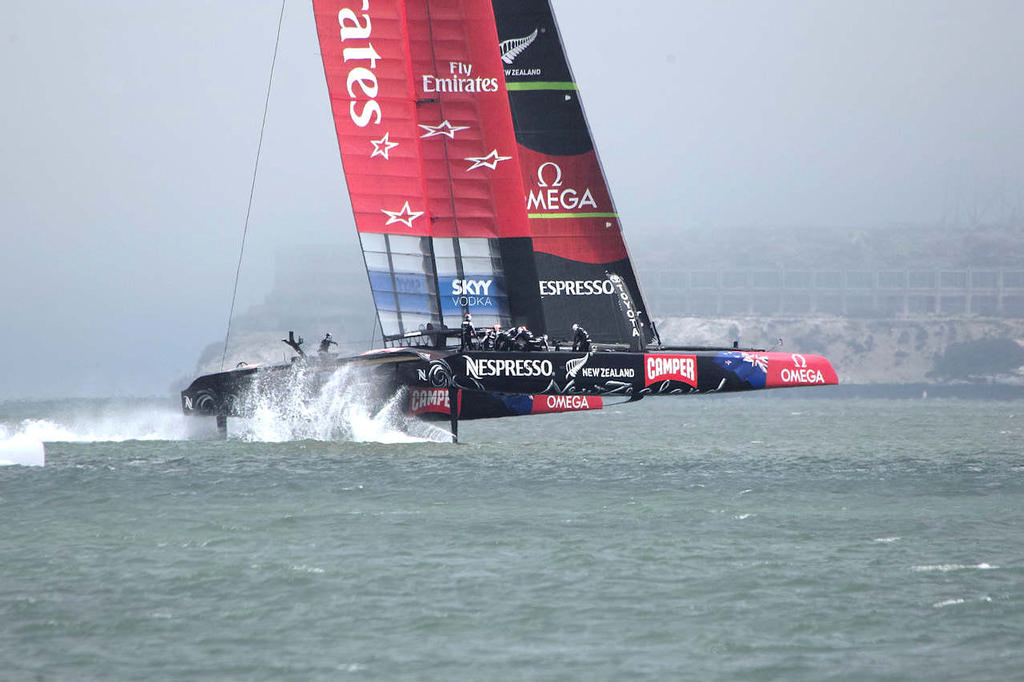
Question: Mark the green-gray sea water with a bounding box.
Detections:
[2,396,1022,680]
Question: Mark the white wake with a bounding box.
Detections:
[0,410,187,444]
[0,403,188,466]
[228,363,451,444]
[0,363,452,461]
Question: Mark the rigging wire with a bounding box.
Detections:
[368,314,378,350]
[220,0,287,371]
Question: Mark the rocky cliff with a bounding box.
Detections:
[656,315,1024,385]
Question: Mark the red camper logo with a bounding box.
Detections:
[644,354,698,388]
[409,388,453,416]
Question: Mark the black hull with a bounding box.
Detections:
[424,348,835,398]
[182,346,836,421]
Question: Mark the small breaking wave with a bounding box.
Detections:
[910,562,998,572]
[933,596,993,608]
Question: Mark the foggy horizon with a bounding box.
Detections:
[3,0,1023,399]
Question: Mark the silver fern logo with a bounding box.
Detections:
[500,29,539,64]
[565,353,592,379]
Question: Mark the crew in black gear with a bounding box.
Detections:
[494,325,512,351]
[482,323,501,350]
[460,313,475,351]
[282,331,305,357]
[571,323,591,352]
[513,325,536,352]
[319,332,337,354]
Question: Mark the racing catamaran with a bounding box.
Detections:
[181,0,837,440]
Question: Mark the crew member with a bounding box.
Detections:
[503,325,520,350]
[513,325,536,352]
[282,331,305,357]
[460,313,475,351]
[495,324,512,351]
[482,323,501,350]
[571,323,591,352]
[319,332,337,354]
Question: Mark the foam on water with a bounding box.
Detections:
[0,404,189,466]
[0,402,188,465]
[232,363,451,444]
[910,562,998,572]
[0,411,187,443]
[0,435,45,466]
[933,596,994,608]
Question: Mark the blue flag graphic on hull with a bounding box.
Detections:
[714,351,768,388]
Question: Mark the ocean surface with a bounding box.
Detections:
[2,394,1022,680]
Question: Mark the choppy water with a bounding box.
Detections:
[2,395,1023,680]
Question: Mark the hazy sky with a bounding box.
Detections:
[3,0,1023,398]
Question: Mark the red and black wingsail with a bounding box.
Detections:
[312,0,653,347]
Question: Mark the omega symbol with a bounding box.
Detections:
[536,162,564,188]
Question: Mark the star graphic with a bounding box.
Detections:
[381,201,424,228]
[370,132,399,160]
[464,149,513,171]
[418,120,470,139]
